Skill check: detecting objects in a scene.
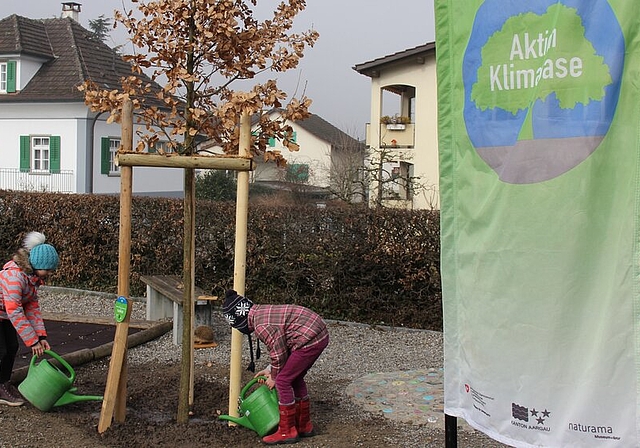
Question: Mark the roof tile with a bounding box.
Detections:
[0,15,160,104]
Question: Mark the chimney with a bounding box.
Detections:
[61,2,81,22]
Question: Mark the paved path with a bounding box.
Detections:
[346,368,471,430]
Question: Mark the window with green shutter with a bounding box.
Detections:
[101,137,121,175]
[286,131,297,143]
[19,135,30,172]
[6,61,16,93]
[20,135,60,172]
[101,137,111,174]
[49,136,60,173]
[286,163,309,182]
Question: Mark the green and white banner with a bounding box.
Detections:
[436,0,640,446]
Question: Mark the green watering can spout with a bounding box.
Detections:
[54,387,103,407]
[218,414,256,431]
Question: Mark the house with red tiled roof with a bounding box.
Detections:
[0,3,184,196]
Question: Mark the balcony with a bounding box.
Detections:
[365,123,415,148]
[0,168,74,193]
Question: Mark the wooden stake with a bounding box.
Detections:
[227,111,251,422]
[98,98,134,433]
[177,167,196,423]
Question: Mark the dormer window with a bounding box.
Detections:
[0,61,16,93]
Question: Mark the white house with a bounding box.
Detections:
[354,42,439,209]
[248,109,364,200]
[0,3,184,197]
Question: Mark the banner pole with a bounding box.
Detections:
[445,414,457,448]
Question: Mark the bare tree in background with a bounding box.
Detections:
[328,137,367,204]
[329,142,431,208]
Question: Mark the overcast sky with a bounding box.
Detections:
[9,1,435,138]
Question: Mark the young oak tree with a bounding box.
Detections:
[81,0,318,163]
[81,0,318,424]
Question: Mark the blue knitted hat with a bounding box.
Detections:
[24,232,59,271]
[30,244,59,270]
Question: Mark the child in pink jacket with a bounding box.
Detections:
[0,232,58,406]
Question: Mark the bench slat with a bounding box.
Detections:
[140,274,212,346]
[140,275,208,306]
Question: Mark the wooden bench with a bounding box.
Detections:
[140,275,217,345]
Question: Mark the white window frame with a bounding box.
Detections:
[31,136,50,172]
[0,62,6,93]
[109,138,121,175]
[155,140,174,154]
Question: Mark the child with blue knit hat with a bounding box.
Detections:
[0,232,58,406]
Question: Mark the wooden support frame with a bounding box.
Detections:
[98,102,254,433]
[116,152,253,170]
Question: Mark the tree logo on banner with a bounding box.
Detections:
[462,1,624,184]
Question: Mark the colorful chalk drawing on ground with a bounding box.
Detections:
[345,368,471,430]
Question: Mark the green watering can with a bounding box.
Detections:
[219,376,280,437]
[18,350,103,411]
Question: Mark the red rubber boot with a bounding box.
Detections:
[262,403,299,445]
[296,397,315,437]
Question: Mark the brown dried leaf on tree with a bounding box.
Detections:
[80,0,318,159]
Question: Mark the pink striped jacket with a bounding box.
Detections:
[0,260,47,347]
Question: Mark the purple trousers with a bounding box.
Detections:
[274,335,329,404]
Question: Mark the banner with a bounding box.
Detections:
[436,1,640,446]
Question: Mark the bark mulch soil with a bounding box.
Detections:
[0,315,507,448]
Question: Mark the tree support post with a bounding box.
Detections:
[98,99,134,433]
[227,111,252,422]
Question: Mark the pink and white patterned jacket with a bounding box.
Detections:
[0,258,47,347]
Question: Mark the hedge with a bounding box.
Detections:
[0,190,442,330]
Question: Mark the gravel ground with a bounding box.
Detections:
[24,287,509,448]
[37,287,445,384]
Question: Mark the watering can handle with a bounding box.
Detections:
[240,376,268,399]
[30,350,76,383]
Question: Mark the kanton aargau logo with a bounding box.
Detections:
[462,1,624,184]
[512,402,552,432]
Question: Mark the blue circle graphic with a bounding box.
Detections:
[462,0,624,184]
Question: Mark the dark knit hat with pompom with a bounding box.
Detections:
[222,290,260,371]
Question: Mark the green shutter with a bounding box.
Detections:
[290,131,297,143]
[268,137,276,147]
[148,142,157,153]
[6,61,16,93]
[49,136,60,173]
[286,163,309,182]
[101,137,110,174]
[19,135,30,172]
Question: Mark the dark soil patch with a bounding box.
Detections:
[0,360,507,448]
